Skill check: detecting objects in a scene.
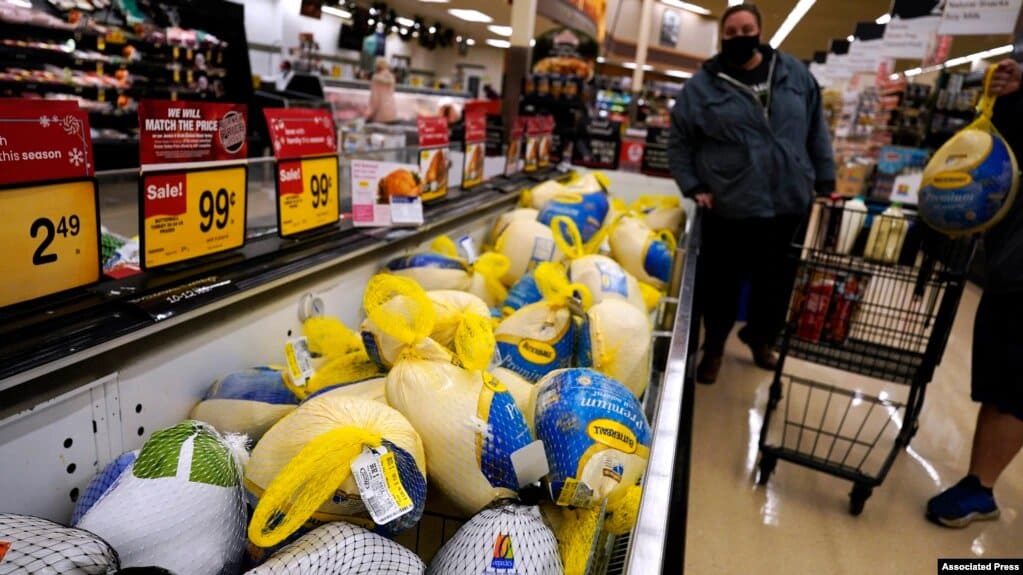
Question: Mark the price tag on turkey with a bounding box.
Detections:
[276,155,340,237]
[140,165,248,269]
[0,100,100,308]
[284,336,315,388]
[351,446,414,525]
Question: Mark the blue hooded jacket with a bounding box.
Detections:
[668,46,836,219]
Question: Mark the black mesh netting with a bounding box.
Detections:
[427,504,562,575]
[0,513,119,575]
[245,521,424,574]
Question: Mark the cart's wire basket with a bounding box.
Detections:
[784,200,975,384]
[762,375,906,481]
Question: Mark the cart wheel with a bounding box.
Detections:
[849,484,873,516]
[757,454,777,486]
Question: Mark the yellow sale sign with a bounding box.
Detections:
[141,165,247,268]
[276,155,340,236]
[0,179,100,307]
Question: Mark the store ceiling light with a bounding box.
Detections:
[666,69,693,78]
[420,0,449,3]
[396,17,415,27]
[488,25,513,37]
[728,0,743,5]
[448,8,493,23]
[660,0,711,16]
[943,44,1014,68]
[622,63,654,70]
[769,0,817,49]
[876,13,891,25]
[486,38,511,48]
[466,38,476,46]
[429,26,437,33]
[596,56,606,63]
[5,0,32,7]
[903,67,923,77]
[322,5,352,19]
[847,35,855,42]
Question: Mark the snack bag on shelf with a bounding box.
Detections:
[494,262,589,383]
[77,421,248,575]
[532,369,651,509]
[427,503,563,575]
[190,366,300,441]
[0,514,121,574]
[246,392,427,547]
[366,275,535,516]
[245,522,425,575]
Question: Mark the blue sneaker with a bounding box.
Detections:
[926,475,1000,528]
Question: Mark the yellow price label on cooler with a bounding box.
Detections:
[0,180,100,308]
[276,155,340,237]
[140,165,247,269]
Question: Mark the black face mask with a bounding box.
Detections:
[721,34,760,67]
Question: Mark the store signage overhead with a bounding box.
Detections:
[264,108,340,237]
[138,100,249,269]
[462,111,487,189]
[0,100,100,308]
[417,116,450,202]
[939,0,1023,35]
[880,0,945,60]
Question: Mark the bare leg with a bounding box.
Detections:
[968,403,1023,488]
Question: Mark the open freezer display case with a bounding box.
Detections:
[0,157,699,575]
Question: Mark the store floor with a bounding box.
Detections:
[684,283,1023,573]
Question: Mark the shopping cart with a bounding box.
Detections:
[756,198,976,515]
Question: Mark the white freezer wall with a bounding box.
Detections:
[0,218,495,524]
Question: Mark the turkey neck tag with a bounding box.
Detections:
[351,446,414,525]
[284,336,315,388]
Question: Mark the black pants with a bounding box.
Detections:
[696,212,806,354]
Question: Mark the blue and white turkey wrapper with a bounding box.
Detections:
[609,215,673,290]
[494,302,577,383]
[502,269,545,316]
[244,522,425,574]
[494,219,564,287]
[0,514,120,575]
[71,449,138,525]
[537,193,610,244]
[533,369,652,508]
[384,253,472,291]
[76,420,248,575]
[189,366,299,442]
[566,255,646,312]
[427,503,563,575]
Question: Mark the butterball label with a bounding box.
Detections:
[586,419,638,453]
[518,339,556,365]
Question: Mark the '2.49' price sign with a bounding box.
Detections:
[0,179,100,308]
[140,165,248,269]
[276,155,340,237]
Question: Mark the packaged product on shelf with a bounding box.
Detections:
[494,218,565,286]
[427,503,563,575]
[578,298,653,398]
[532,368,652,508]
[608,214,675,290]
[0,514,121,574]
[70,449,139,525]
[190,366,300,442]
[631,194,686,233]
[427,236,511,309]
[245,521,425,575]
[77,421,248,575]
[792,270,837,343]
[864,203,909,263]
[365,275,535,516]
[495,263,587,383]
[246,393,427,546]
[822,273,870,346]
[836,197,868,255]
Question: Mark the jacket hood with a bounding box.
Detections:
[703,44,776,76]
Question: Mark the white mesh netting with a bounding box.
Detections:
[0,513,119,575]
[244,521,425,574]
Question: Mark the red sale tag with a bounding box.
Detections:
[465,112,487,144]
[417,116,450,149]
[0,99,95,186]
[278,160,304,196]
[138,100,248,166]
[264,108,337,159]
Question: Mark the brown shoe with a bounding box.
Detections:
[696,353,723,384]
[738,326,779,371]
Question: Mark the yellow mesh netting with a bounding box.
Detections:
[534,261,593,310]
[604,485,642,535]
[638,281,663,313]
[303,316,367,358]
[430,236,459,258]
[452,312,496,372]
[248,427,382,547]
[473,252,510,303]
[544,503,602,575]
[630,194,680,213]
[550,215,607,261]
[363,275,436,346]
[304,352,383,398]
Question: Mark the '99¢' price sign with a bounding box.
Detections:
[0,179,100,308]
[276,155,340,237]
[140,165,248,269]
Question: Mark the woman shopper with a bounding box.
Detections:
[366,57,398,124]
[927,57,1023,528]
[667,3,835,384]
